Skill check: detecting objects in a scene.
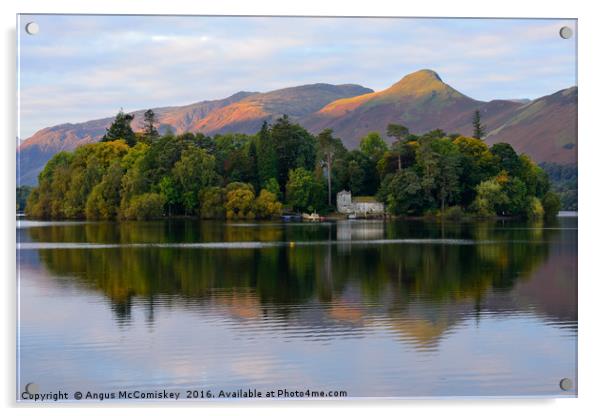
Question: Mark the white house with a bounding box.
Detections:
[336,190,384,216]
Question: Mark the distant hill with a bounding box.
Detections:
[484,87,577,164]
[17,70,576,185]
[193,83,373,135]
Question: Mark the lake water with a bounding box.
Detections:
[17,217,577,400]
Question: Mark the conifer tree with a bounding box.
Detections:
[143,109,159,142]
[102,109,136,146]
[472,110,486,140]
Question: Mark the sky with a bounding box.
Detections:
[17,15,577,139]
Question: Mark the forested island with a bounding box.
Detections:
[23,109,562,221]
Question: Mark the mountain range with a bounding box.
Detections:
[17,69,577,185]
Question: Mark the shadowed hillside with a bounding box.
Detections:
[484,87,577,164]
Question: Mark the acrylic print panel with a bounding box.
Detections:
[16,15,577,401]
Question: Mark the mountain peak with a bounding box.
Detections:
[406,69,442,82]
[387,69,448,96]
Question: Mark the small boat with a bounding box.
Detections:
[281,214,302,222]
[348,213,357,219]
[302,212,321,222]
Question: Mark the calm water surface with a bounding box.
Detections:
[17,218,577,399]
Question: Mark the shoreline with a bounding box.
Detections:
[16,211,577,223]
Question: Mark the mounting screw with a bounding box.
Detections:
[559,378,573,391]
[25,22,39,35]
[25,382,39,394]
[559,26,573,39]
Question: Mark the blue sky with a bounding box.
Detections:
[18,15,576,139]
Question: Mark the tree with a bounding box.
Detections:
[213,133,255,184]
[317,129,339,206]
[453,136,496,206]
[136,132,194,191]
[387,124,409,143]
[504,177,530,216]
[16,186,32,212]
[143,109,159,142]
[123,193,165,220]
[199,187,226,219]
[542,192,561,220]
[377,144,416,177]
[472,110,486,140]
[347,160,364,196]
[377,170,424,215]
[473,172,533,218]
[527,197,544,220]
[518,155,550,198]
[416,136,461,212]
[359,132,388,162]
[285,167,325,213]
[119,144,150,216]
[345,150,379,196]
[85,162,124,219]
[473,178,507,217]
[158,176,178,216]
[492,172,529,217]
[491,142,521,177]
[172,147,217,214]
[434,140,461,212]
[271,115,317,191]
[254,189,283,219]
[264,177,282,201]
[102,110,136,146]
[196,133,216,154]
[225,184,256,219]
[386,124,409,171]
[52,141,130,218]
[256,121,278,188]
[247,140,260,191]
[25,151,73,218]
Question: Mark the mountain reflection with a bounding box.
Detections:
[22,218,576,348]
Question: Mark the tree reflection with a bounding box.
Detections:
[27,219,559,329]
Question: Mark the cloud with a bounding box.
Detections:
[18,15,576,139]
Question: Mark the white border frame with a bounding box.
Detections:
[3,1,600,415]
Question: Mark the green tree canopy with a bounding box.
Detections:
[359,132,388,162]
[254,189,283,219]
[225,185,256,220]
[25,116,561,221]
[256,121,278,188]
[172,146,218,214]
[271,115,317,191]
[286,167,325,213]
[386,124,409,144]
[377,169,425,215]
